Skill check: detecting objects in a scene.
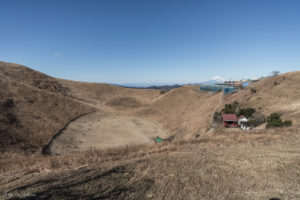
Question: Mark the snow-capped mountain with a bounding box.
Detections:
[200,76,225,85]
[212,76,225,83]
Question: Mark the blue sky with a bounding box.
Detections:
[1,0,300,85]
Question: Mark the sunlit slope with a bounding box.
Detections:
[58,79,222,139]
[49,113,169,155]
[137,86,222,138]
[58,79,161,106]
[224,71,300,127]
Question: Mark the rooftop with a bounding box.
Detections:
[222,114,238,122]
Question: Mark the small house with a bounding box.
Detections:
[222,114,238,128]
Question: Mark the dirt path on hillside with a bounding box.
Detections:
[49,112,169,155]
[151,89,176,103]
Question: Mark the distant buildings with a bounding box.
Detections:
[199,79,257,94]
[242,82,250,87]
[199,83,236,94]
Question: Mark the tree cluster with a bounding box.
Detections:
[266,113,292,128]
[214,101,266,128]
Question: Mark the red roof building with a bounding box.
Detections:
[222,114,238,128]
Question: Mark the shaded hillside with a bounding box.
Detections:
[0,63,94,153]
[223,71,300,127]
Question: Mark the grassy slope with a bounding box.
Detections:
[57,78,161,106]
[0,62,70,94]
[0,62,95,153]
[1,63,300,199]
[58,78,222,139]
[137,86,222,138]
[0,62,220,153]
[1,128,299,200]
[223,71,300,127]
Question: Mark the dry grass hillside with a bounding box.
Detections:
[223,71,300,127]
[0,62,95,153]
[1,128,299,200]
[1,62,300,199]
[59,79,222,139]
[57,76,223,141]
[49,113,169,155]
[137,86,222,138]
[0,62,70,94]
[58,79,161,107]
[0,62,220,154]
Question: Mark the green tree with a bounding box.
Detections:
[239,108,256,118]
[266,113,292,128]
[271,71,280,76]
[222,102,239,114]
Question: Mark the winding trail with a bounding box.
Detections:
[42,111,96,155]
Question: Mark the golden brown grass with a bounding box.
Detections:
[0,62,95,153]
[1,61,222,154]
[0,127,296,174]
[136,86,222,139]
[58,79,223,140]
[57,78,161,106]
[223,71,300,127]
[1,62,300,199]
[1,127,299,199]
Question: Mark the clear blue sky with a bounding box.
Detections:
[1,0,300,85]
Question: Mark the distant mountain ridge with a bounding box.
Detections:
[118,76,225,89]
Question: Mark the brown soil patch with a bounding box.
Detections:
[50,112,169,155]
